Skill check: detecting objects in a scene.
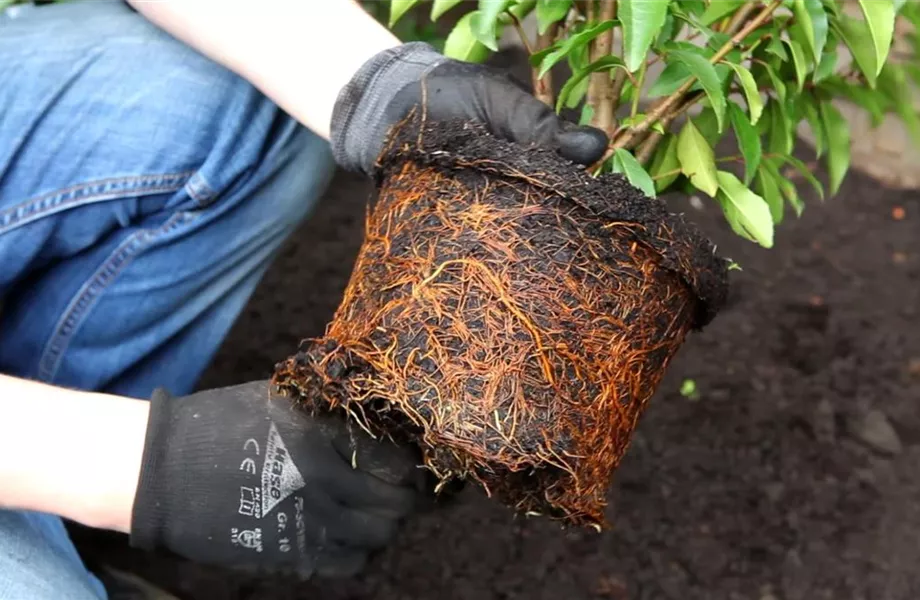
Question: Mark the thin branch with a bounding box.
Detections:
[509,11,535,55]
[635,91,704,163]
[532,23,560,107]
[605,0,783,158]
[724,1,760,36]
[587,0,618,137]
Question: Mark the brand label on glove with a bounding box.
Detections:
[261,421,306,517]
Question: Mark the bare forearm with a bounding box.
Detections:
[127,0,400,139]
[0,375,148,533]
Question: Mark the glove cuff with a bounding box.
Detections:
[330,42,445,175]
[129,387,174,551]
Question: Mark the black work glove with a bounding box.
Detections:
[331,42,609,176]
[130,380,425,579]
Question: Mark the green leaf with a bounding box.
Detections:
[700,0,745,25]
[654,13,681,49]
[820,77,886,126]
[389,0,420,27]
[431,0,463,21]
[756,165,785,224]
[621,114,666,134]
[647,62,691,97]
[695,107,725,146]
[781,154,825,200]
[764,157,805,216]
[793,0,829,63]
[677,119,719,197]
[472,0,513,51]
[649,134,681,192]
[833,16,879,86]
[767,98,794,156]
[801,94,827,157]
[759,61,787,102]
[535,20,617,78]
[620,0,669,72]
[507,0,537,20]
[858,0,895,75]
[766,37,789,60]
[536,0,571,34]
[668,49,726,132]
[444,12,492,62]
[612,149,657,198]
[728,102,761,185]
[716,171,774,247]
[784,38,808,91]
[556,55,626,112]
[729,63,764,124]
[813,51,837,82]
[579,104,595,126]
[820,100,850,195]
[878,63,920,149]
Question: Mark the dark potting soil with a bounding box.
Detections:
[69,52,920,599]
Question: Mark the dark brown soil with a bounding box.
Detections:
[73,53,920,599]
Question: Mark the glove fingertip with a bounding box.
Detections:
[556,126,609,165]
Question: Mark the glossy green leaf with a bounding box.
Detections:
[759,61,787,102]
[621,114,666,135]
[444,12,492,62]
[766,36,789,60]
[729,63,764,124]
[755,165,785,224]
[507,0,537,20]
[700,0,745,25]
[556,55,626,112]
[647,62,691,97]
[389,0,420,27]
[620,0,669,72]
[765,157,805,216]
[472,0,513,51]
[833,16,879,86]
[801,94,827,157]
[612,149,657,198]
[813,51,837,82]
[728,102,761,185]
[535,20,617,78]
[649,134,681,192]
[695,107,725,147]
[793,0,829,62]
[716,171,774,248]
[781,155,825,200]
[431,0,463,21]
[784,38,808,91]
[767,98,794,156]
[878,63,920,149]
[536,0,571,34]
[677,119,719,197]
[820,77,886,126]
[654,13,681,49]
[858,0,895,75]
[820,100,850,195]
[668,49,726,132]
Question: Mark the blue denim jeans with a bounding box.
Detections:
[0,2,336,597]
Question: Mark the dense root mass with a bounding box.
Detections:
[273,116,728,526]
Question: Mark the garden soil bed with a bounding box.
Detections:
[72,59,920,600]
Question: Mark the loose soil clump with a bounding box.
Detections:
[272,114,728,526]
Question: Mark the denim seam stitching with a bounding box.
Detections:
[0,171,195,235]
[36,211,198,382]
